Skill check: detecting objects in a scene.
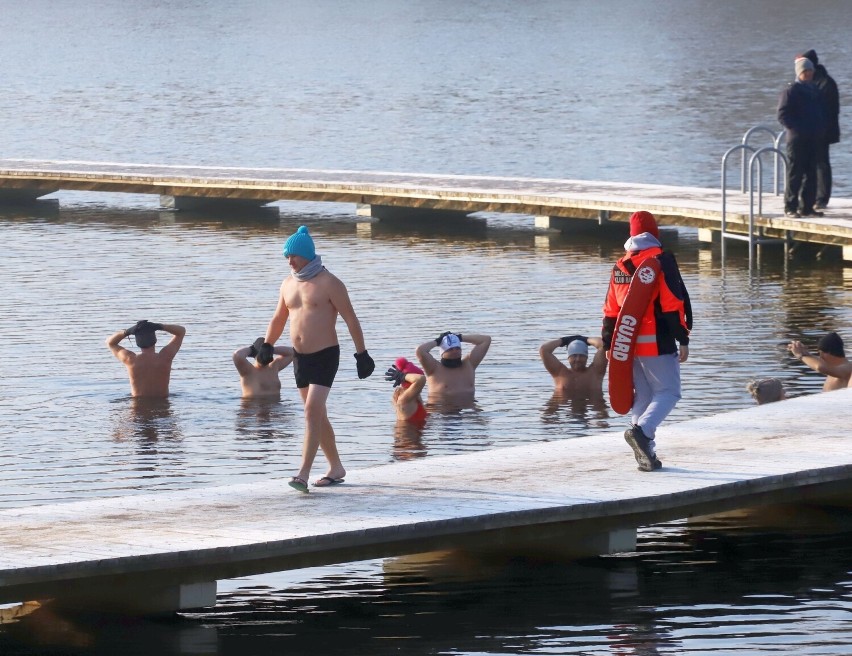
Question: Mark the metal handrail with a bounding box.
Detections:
[721,143,756,236]
[741,125,785,194]
[743,146,789,263]
[721,143,788,265]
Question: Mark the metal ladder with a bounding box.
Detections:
[720,125,788,262]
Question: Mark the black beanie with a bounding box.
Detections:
[817,331,844,357]
[803,49,819,65]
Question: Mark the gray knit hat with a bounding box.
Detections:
[795,56,814,77]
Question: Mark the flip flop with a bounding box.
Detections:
[313,476,345,487]
[288,476,309,493]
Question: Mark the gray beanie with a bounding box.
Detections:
[795,56,814,77]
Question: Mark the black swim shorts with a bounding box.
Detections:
[293,345,340,389]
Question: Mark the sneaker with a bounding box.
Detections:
[801,210,824,217]
[784,210,801,218]
[624,425,654,471]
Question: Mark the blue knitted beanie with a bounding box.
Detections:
[283,225,316,260]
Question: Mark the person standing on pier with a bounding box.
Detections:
[601,211,692,472]
[106,320,186,398]
[777,55,828,218]
[265,225,375,493]
[539,334,607,398]
[416,331,491,408]
[788,331,851,391]
[233,337,294,399]
[801,50,840,211]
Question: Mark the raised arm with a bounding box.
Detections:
[587,336,608,375]
[232,346,255,377]
[463,333,492,370]
[790,341,852,378]
[157,323,186,361]
[539,338,568,378]
[398,374,426,404]
[272,345,295,372]
[416,339,440,375]
[106,330,135,365]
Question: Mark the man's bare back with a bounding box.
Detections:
[233,343,294,399]
[106,322,185,398]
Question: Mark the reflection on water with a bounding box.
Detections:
[3,507,850,655]
[541,390,611,432]
[110,397,183,444]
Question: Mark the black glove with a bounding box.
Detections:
[257,342,274,366]
[354,350,375,379]
[249,337,265,358]
[435,331,453,346]
[124,320,146,337]
[385,365,405,387]
[560,334,588,347]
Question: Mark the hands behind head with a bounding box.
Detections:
[385,365,405,387]
[435,331,453,346]
[124,320,146,337]
[249,337,265,358]
[124,319,162,337]
[560,334,588,347]
[249,337,274,365]
[355,350,375,379]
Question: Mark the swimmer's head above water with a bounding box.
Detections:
[283,225,316,270]
[438,332,463,368]
[125,319,161,349]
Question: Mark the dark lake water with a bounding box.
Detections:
[1,1,851,654]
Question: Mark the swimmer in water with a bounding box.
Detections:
[385,357,428,426]
[106,320,186,398]
[233,337,295,399]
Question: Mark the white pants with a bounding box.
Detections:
[631,352,681,451]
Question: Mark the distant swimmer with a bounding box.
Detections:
[788,331,851,391]
[539,334,607,398]
[264,225,375,493]
[106,320,186,398]
[746,378,786,405]
[385,357,428,426]
[415,331,491,407]
[233,337,294,399]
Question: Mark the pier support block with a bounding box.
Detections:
[843,245,852,265]
[0,188,58,205]
[160,195,277,215]
[534,214,617,234]
[698,228,716,243]
[356,203,470,221]
[50,580,217,616]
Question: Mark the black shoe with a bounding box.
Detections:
[801,210,824,217]
[624,425,654,471]
[784,210,801,218]
[814,202,827,210]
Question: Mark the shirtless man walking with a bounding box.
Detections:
[233,337,294,399]
[265,225,374,493]
[106,320,185,398]
[788,331,851,391]
[539,334,607,398]
[415,331,491,407]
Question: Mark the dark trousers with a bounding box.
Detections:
[785,136,818,214]
[814,140,832,207]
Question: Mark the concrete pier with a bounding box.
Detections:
[0,389,849,614]
[0,159,850,260]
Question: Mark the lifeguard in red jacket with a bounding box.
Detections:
[601,211,692,471]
